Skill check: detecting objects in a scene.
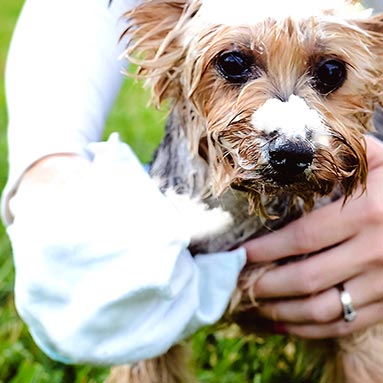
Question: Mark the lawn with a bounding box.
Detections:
[0,2,321,382]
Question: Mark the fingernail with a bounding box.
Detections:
[273,322,287,334]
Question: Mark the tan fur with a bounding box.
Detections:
[109,1,383,382]
[318,324,383,383]
[107,344,198,383]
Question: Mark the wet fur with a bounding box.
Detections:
[107,1,383,382]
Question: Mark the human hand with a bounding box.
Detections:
[243,135,383,339]
[9,136,247,365]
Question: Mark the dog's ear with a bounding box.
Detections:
[123,0,201,106]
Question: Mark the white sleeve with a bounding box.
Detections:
[8,135,246,365]
[2,0,138,225]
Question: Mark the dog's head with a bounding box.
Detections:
[124,0,383,211]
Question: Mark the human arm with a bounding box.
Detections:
[2,0,132,223]
[3,0,246,365]
[244,135,383,338]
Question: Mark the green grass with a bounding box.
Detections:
[0,2,322,382]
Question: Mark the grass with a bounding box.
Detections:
[0,2,322,382]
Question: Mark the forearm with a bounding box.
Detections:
[3,0,137,224]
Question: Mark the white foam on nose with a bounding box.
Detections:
[251,95,330,146]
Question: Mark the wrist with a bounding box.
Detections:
[20,154,91,187]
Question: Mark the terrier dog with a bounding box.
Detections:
[107,0,383,382]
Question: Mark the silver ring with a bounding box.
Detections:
[338,285,356,322]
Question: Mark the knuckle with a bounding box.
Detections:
[294,265,320,295]
[360,197,383,226]
[332,322,353,337]
[361,229,383,268]
[292,221,315,253]
[365,247,383,269]
[369,271,383,299]
[306,302,333,323]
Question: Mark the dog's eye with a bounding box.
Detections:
[216,51,253,83]
[313,59,347,94]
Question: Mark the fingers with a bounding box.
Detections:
[252,235,369,299]
[257,288,342,324]
[257,267,383,324]
[244,197,358,263]
[285,301,383,339]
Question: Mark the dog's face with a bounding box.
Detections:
[125,0,383,210]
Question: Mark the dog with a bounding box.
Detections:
[107,0,383,382]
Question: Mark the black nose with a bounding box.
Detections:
[269,141,314,177]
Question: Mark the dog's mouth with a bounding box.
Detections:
[267,171,310,187]
[231,174,321,195]
[230,154,336,199]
